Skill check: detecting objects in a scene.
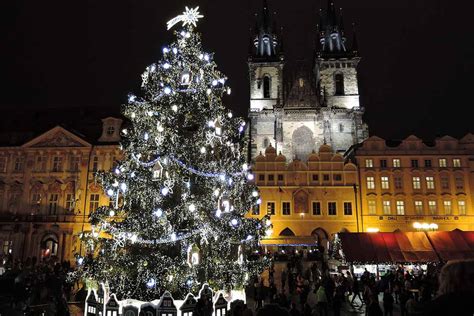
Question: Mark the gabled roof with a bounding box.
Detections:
[21,126,92,148]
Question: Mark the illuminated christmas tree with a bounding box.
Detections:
[77,7,270,300]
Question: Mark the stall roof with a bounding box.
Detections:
[339,232,439,263]
[260,236,317,246]
[426,230,474,261]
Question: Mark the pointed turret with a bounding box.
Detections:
[249,0,282,61]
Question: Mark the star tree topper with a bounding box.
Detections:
[167,6,204,30]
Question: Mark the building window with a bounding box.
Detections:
[268,174,274,181]
[439,158,447,167]
[393,158,401,168]
[380,159,387,168]
[13,157,23,172]
[282,202,291,215]
[252,204,260,215]
[443,200,452,215]
[396,200,405,215]
[52,156,63,172]
[381,176,390,189]
[312,174,319,182]
[65,193,75,212]
[89,194,100,213]
[48,194,59,215]
[2,240,12,255]
[415,201,423,215]
[35,156,47,172]
[277,174,284,181]
[333,174,342,181]
[424,159,432,168]
[411,159,419,168]
[258,174,265,181]
[70,156,80,172]
[263,76,271,99]
[31,193,41,212]
[368,200,376,215]
[343,202,353,215]
[383,201,391,215]
[365,159,374,168]
[0,157,6,173]
[441,177,450,190]
[339,124,344,132]
[312,202,321,215]
[266,202,275,215]
[394,177,403,189]
[92,156,99,172]
[412,177,421,190]
[426,177,435,190]
[263,138,270,149]
[455,176,464,190]
[335,73,344,95]
[453,159,461,168]
[323,174,330,181]
[458,200,466,215]
[106,126,115,135]
[366,176,375,190]
[428,201,437,215]
[328,202,337,216]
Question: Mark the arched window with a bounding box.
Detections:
[263,138,270,149]
[335,73,344,95]
[263,76,271,99]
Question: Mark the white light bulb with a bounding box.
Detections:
[265,229,273,236]
[204,54,209,61]
[163,63,171,69]
[109,210,115,217]
[120,183,127,192]
[252,191,259,197]
[173,47,178,54]
[77,257,84,265]
[215,209,222,218]
[199,54,204,60]
[219,174,226,181]
[227,87,232,95]
[163,47,169,54]
[242,163,248,171]
[161,187,169,196]
[112,181,119,187]
[128,95,136,102]
[200,147,206,154]
[164,87,172,94]
[266,219,272,227]
[206,89,211,95]
[180,31,186,36]
[172,105,178,112]
[107,189,114,197]
[231,219,238,227]
[150,65,156,72]
[188,204,196,212]
[122,129,128,135]
[144,133,149,141]
[147,111,154,116]
[146,278,156,288]
[131,112,136,119]
[239,126,244,133]
[208,120,215,127]
[171,233,177,241]
[130,234,138,243]
[257,198,262,205]
[153,208,163,217]
[213,189,220,196]
[212,80,218,86]
[227,112,233,118]
[185,32,191,38]
[157,125,164,132]
[246,235,253,241]
[247,174,254,180]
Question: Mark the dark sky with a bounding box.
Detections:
[1,0,473,140]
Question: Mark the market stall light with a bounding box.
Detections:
[367,227,380,233]
[413,222,422,229]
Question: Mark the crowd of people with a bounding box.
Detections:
[0,256,80,315]
[249,255,474,316]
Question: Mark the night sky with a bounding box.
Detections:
[1,0,473,140]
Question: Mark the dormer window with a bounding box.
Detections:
[107,126,115,136]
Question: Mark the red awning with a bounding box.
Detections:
[426,230,474,261]
[339,232,439,263]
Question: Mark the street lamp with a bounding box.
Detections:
[413,222,438,231]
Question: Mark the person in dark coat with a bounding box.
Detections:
[422,259,474,316]
[382,289,394,316]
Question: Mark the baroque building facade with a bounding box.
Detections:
[248,0,368,161]
[0,117,122,262]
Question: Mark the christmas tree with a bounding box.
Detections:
[77,7,270,300]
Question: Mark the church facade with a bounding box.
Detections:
[248,0,368,161]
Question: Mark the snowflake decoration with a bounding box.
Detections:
[167,6,204,30]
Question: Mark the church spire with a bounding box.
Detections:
[249,0,282,61]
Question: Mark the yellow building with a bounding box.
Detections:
[248,144,360,249]
[350,135,474,233]
[0,117,122,262]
